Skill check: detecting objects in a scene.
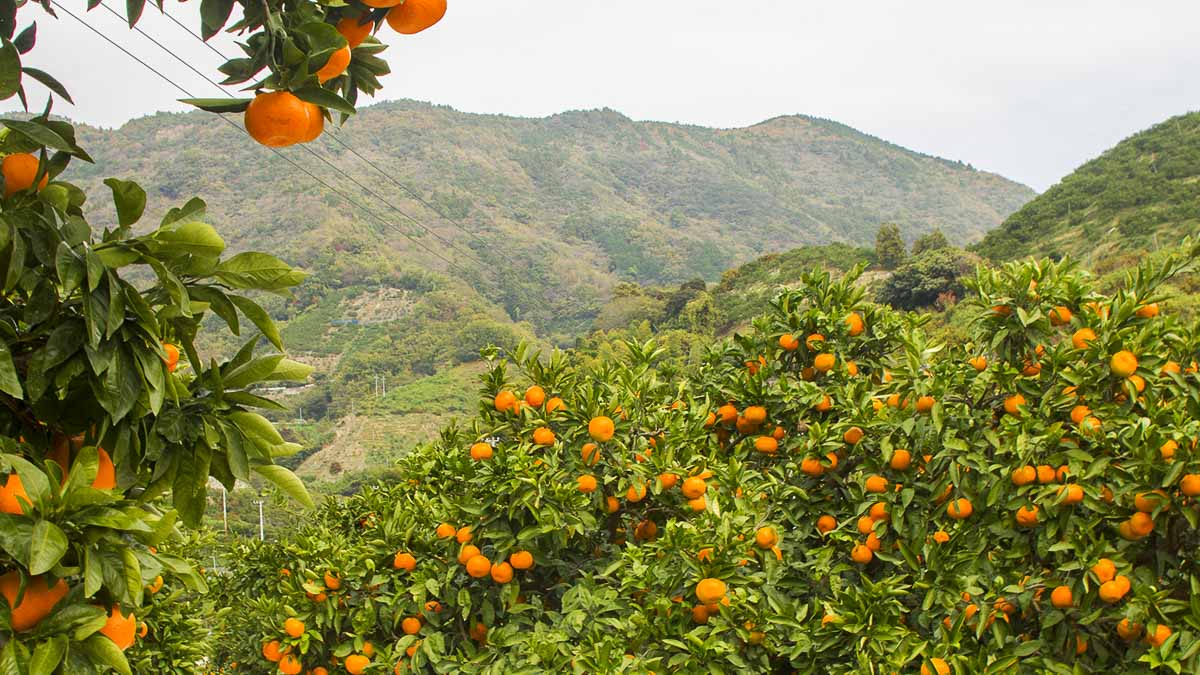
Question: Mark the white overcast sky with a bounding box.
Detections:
[5,1,1198,190]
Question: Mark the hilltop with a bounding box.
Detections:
[67,100,1032,336]
[975,111,1200,264]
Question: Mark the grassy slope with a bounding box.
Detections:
[67,100,1032,336]
[975,111,1200,262]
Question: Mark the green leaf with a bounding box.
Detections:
[1,119,86,158]
[54,241,83,295]
[215,252,306,291]
[230,295,282,350]
[79,634,131,675]
[0,341,21,398]
[0,37,19,101]
[27,520,68,574]
[223,355,283,389]
[103,178,146,227]
[292,86,355,115]
[20,67,71,104]
[188,285,239,334]
[0,513,33,564]
[230,410,285,446]
[29,634,66,675]
[266,358,313,383]
[179,97,250,114]
[200,0,235,41]
[252,464,313,508]
[152,220,225,257]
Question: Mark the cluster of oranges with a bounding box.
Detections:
[245,0,447,148]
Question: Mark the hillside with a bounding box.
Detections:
[975,111,1200,262]
[66,100,1033,336]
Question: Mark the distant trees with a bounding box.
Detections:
[911,228,949,256]
[875,223,907,270]
[876,248,979,310]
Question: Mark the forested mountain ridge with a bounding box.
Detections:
[975,111,1200,262]
[64,99,1033,335]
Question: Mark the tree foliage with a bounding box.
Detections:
[876,223,908,270]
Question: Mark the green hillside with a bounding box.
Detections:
[975,111,1200,262]
[66,101,1032,337]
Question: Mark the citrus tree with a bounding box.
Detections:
[218,243,1200,673]
[0,5,320,665]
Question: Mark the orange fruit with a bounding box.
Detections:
[857,515,877,535]
[490,562,514,583]
[436,522,456,539]
[161,343,180,372]
[1145,624,1172,647]
[494,390,517,413]
[695,578,727,604]
[992,304,1012,316]
[284,617,305,637]
[345,654,371,675]
[850,544,873,564]
[920,658,951,675]
[1091,558,1116,583]
[509,551,534,570]
[588,416,615,442]
[1134,489,1169,513]
[1069,405,1091,425]
[1058,484,1084,505]
[691,604,709,624]
[968,355,987,371]
[1050,585,1073,608]
[1161,360,1181,375]
[1011,465,1036,486]
[91,448,116,490]
[843,426,864,445]
[532,427,556,446]
[915,396,935,413]
[844,312,865,336]
[800,457,824,476]
[469,622,488,643]
[1036,465,1056,484]
[336,15,374,48]
[816,515,837,534]
[401,616,422,635]
[1135,303,1159,318]
[545,397,565,412]
[869,502,889,521]
[323,572,341,590]
[1003,394,1026,416]
[946,498,972,520]
[581,443,600,466]
[455,526,473,544]
[1116,619,1142,640]
[814,353,836,372]
[457,544,480,565]
[279,654,303,675]
[465,555,492,578]
[625,483,647,502]
[1181,473,1200,497]
[1071,328,1097,350]
[0,474,30,515]
[385,0,448,34]
[1127,512,1154,537]
[778,333,800,351]
[393,552,416,572]
[743,405,767,425]
[1110,350,1138,377]
[864,475,888,493]
[889,449,912,471]
[659,473,678,489]
[1015,505,1039,527]
[1049,306,1073,326]
[245,91,313,147]
[681,477,707,499]
[100,605,136,651]
[315,45,351,83]
[805,333,825,350]
[932,530,950,544]
[1,153,48,196]
[754,526,778,549]
[0,572,68,632]
[604,496,620,513]
[754,436,778,454]
[524,385,546,408]
[577,475,597,493]
[262,639,284,662]
[469,442,493,461]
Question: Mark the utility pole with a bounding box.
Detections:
[254,499,265,541]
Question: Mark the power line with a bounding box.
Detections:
[51,0,473,279]
[150,3,513,267]
[93,1,490,274]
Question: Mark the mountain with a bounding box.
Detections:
[67,100,1033,336]
[975,111,1200,262]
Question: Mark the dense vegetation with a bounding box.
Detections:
[208,243,1200,673]
[975,111,1200,263]
[68,102,1033,337]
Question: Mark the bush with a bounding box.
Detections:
[877,248,980,310]
[215,244,1200,673]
